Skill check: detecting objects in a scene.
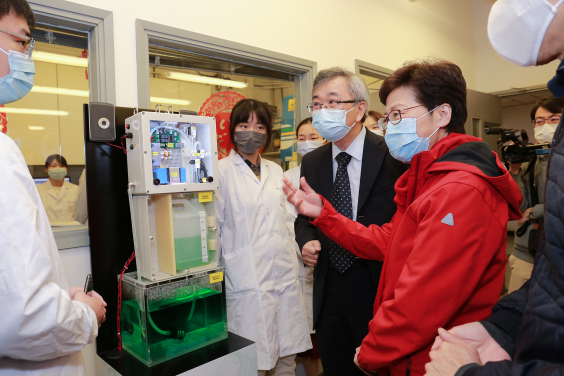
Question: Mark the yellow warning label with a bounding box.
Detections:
[152,151,158,156]
[288,98,295,111]
[167,143,174,148]
[198,192,213,202]
[210,272,223,284]
[171,172,178,177]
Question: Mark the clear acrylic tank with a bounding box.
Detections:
[120,268,227,366]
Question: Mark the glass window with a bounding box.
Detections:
[148,46,296,169]
[2,25,89,225]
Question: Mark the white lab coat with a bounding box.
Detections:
[37,179,79,223]
[0,134,98,376]
[283,165,314,333]
[217,150,311,370]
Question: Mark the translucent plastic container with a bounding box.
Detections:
[172,197,208,270]
[120,268,228,366]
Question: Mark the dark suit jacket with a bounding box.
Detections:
[295,129,408,329]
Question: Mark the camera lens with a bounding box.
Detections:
[504,144,526,162]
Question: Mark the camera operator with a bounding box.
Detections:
[506,97,563,293]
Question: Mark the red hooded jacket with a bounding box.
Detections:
[311,133,522,376]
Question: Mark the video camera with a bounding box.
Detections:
[483,127,551,163]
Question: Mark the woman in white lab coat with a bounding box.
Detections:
[217,99,311,375]
[0,134,106,376]
[37,154,80,223]
[283,117,324,376]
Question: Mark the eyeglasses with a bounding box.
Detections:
[377,105,425,130]
[0,27,34,58]
[533,116,560,127]
[307,99,357,113]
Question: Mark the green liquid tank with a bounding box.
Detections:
[120,268,228,366]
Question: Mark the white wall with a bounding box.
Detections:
[59,0,480,108]
[473,0,560,93]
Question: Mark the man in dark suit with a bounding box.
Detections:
[294,67,407,376]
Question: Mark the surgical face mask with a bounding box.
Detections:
[48,167,67,181]
[297,139,323,156]
[312,105,358,142]
[0,47,35,105]
[234,130,267,155]
[369,128,384,136]
[384,107,439,163]
[534,123,557,143]
[488,0,564,67]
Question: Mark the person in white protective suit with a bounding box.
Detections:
[216,99,312,375]
[283,117,323,376]
[0,1,107,375]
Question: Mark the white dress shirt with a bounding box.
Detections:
[331,126,366,221]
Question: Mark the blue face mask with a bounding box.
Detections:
[384,107,439,163]
[0,48,35,105]
[312,105,358,142]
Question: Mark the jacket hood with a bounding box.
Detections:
[423,133,522,220]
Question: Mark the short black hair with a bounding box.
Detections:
[229,99,272,152]
[380,58,467,134]
[45,154,68,169]
[295,117,312,137]
[530,97,564,121]
[0,0,36,30]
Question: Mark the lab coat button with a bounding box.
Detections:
[275,280,279,285]
[273,255,277,260]
[266,208,270,213]
[269,232,273,237]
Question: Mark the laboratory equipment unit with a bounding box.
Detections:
[121,109,227,366]
[119,269,228,366]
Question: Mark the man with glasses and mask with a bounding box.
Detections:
[0,1,106,375]
[284,60,522,376]
[292,67,407,376]
[505,97,564,294]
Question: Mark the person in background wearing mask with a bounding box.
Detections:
[364,110,385,136]
[425,1,564,375]
[37,154,79,223]
[293,67,407,376]
[283,116,323,376]
[216,99,311,375]
[284,59,522,376]
[506,97,563,294]
[0,1,106,375]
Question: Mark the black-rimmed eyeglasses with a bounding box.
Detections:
[377,105,426,130]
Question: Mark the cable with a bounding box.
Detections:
[117,251,136,351]
[106,135,127,154]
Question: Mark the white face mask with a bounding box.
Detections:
[369,128,384,136]
[297,139,323,156]
[488,0,564,67]
[534,123,557,143]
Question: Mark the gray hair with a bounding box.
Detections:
[313,67,370,121]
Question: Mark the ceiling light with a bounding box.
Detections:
[33,51,88,67]
[150,97,191,106]
[28,126,45,130]
[31,86,89,97]
[166,72,248,88]
[1,108,68,116]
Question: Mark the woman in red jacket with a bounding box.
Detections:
[283,59,523,376]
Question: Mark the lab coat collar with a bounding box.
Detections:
[228,149,266,186]
[43,179,70,200]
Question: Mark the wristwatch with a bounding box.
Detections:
[529,209,535,220]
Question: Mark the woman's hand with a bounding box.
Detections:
[282,176,323,219]
[518,208,533,226]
